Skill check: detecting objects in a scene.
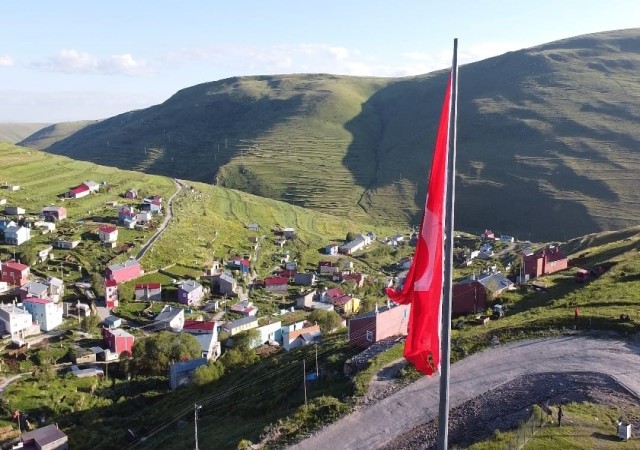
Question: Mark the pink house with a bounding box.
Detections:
[135,283,162,301]
[264,276,288,293]
[348,302,410,348]
[105,259,141,284]
[0,260,30,286]
[41,206,67,221]
[102,327,135,355]
[523,246,568,279]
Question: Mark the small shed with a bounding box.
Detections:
[103,315,122,329]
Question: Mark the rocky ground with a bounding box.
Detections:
[378,372,640,449]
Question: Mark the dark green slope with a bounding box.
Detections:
[24,28,640,240]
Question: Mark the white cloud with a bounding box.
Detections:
[0,55,14,67]
[30,49,152,76]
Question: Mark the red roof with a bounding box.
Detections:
[3,260,29,272]
[325,287,344,299]
[332,294,353,306]
[265,276,288,286]
[183,320,215,331]
[104,279,118,287]
[99,224,117,233]
[24,297,52,304]
[318,261,333,267]
[70,184,90,195]
[135,283,161,290]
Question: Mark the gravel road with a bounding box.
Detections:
[289,334,640,450]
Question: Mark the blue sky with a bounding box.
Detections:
[1,0,639,123]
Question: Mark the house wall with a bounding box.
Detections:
[452,282,487,315]
[348,316,376,348]
[375,304,410,341]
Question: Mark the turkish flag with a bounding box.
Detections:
[386,72,452,375]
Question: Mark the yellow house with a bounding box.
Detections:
[332,295,360,315]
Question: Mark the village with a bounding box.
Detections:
[0,178,590,448]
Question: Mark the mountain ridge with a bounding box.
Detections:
[18,28,640,241]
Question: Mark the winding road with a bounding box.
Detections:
[289,335,640,450]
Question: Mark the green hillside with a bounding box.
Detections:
[0,123,50,144]
[22,29,640,241]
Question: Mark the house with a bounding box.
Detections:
[4,206,25,216]
[322,287,345,303]
[68,184,90,199]
[134,283,162,301]
[104,278,118,309]
[452,280,488,315]
[4,225,31,245]
[124,188,138,199]
[155,305,185,332]
[123,217,137,229]
[20,280,49,300]
[45,276,64,299]
[339,235,368,255]
[183,320,217,335]
[103,315,122,329]
[476,272,515,298]
[118,205,137,224]
[318,261,339,275]
[283,227,296,239]
[53,239,80,249]
[349,302,410,347]
[36,245,54,263]
[217,272,237,296]
[98,224,118,243]
[0,304,39,340]
[1,260,30,286]
[285,261,298,271]
[18,423,68,450]
[193,333,221,360]
[83,180,100,193]
[499,235,515,243]
[264,276,288,293]
[294,272,316,286]
[230,300,258,316]
[0,281,7,293]
[296,290,317,309]
[482,229,495,240]
[105,259,141,284]
[136,211,152,223]
[169,358,208,390]
[23,297,64,332]
[178,280,204,306]
[227,257,250,274]
[222,316,259,336]
[325,243,339,255]
[332,294,360,315]
[141,199,162,213]
[247,223,260,232]
[342,273,366,288]
[42,206,67,221]
[255,321,282,347]
[0,219,16,231]
[523,245,569,279]
[282,324,321,351]
[102,327,135,355]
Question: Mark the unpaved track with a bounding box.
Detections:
[289,335,640,450]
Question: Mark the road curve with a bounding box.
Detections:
[289,335,640,450]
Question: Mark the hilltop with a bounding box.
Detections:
[0,123,50,144]
[20,28,640,241]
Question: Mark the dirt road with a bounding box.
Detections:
[289,335,640,450]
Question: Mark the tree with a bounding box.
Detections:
[194,360,225,385]
[221,348,258,371]
[345,232,356,242]
[308,309,343,334]
[232,329,261,350]
[81,314,100,332]
[132,332,201,376]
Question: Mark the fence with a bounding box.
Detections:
[503,404,553,449]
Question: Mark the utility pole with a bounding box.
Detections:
[303,359,307,408]
[315,343,319,379]
[194,403,202,450]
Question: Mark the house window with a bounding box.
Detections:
[366,330,373,342]
[404,309,408,318]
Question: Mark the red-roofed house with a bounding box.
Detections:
[105,259,141,284]
[482,229,495,240]
[104,278,118,309]
[349,302,410,347]
[341,273,367,288]
[523,245,568,279]
[135,283,162,301]
[68,184,90,199]
[264,276,288,293]
[332,295,360,314]
[322,287,344,303]
[0,260,30,286]
[230,300,258,316]
[98,224,118,243]
[183,320,216,335]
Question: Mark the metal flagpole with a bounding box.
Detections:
[437,38,459,450]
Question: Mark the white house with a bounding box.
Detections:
[255,321,282,348]
[22,298,63,332]
[154,305,185,332]
[0,304,38,339]
[4,225,30,245]
[83,180,101,193]
[98,225,118,243]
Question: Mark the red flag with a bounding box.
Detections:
[386,72,452,375]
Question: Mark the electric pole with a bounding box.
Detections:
[303,359,307,408]
[315,343,319,379]
[194,403,202,450]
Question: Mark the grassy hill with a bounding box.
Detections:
[21,28,640,241]
[0,123,50,144]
